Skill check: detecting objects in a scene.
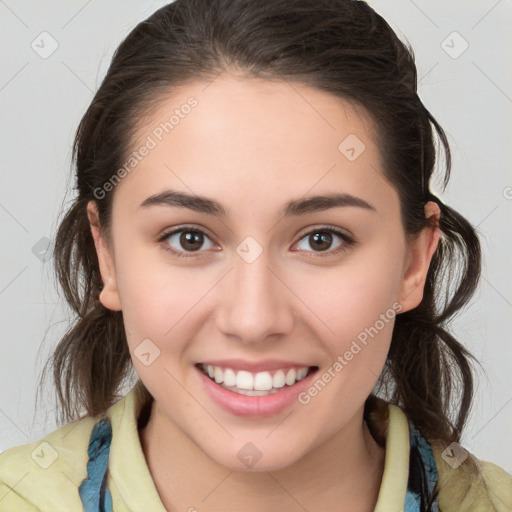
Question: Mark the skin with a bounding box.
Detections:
[87,73,440,511]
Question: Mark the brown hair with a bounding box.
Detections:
[39,0,481,452]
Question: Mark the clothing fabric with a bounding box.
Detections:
[1,384,511,511]
[76,415,440,512]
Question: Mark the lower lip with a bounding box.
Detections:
[196,365,318,418]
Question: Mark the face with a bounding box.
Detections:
[88,73,439,471]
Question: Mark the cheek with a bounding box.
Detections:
[117,267,208,393]
[113,245,204,352]
[300,241,405,359]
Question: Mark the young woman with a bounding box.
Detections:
[1,0,511,510]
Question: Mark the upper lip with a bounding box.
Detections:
[198,359,317,373]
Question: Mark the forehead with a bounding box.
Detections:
[135,74,379,154]
[113,74,396,217]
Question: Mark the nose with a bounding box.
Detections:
[215,246,295,345]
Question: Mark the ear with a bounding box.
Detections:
[398,201,441,313]
[86,200,122,311]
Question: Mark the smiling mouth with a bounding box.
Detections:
[196,363,319,396]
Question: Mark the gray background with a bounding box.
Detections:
[1,0,511,473]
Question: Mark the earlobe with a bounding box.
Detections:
[399,201,441,313]
[86,200,122,311]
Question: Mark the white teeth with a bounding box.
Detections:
[285,369,297,386]
[254,371,273,391]
[297,367,308,380]
[202,364,311,392]
[236,370,254,390]
[214,366,223,384]
[223,368,236,387]
[272,369,286,388]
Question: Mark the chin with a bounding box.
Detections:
[204,438,308,473]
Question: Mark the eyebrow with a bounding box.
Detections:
[138,189,376,217]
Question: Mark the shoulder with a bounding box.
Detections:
[374,400,512,511]
[0,414,97,511]
[430,439,512,511]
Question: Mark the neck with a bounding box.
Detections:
[139,400,385,512]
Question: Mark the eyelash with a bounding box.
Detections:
[157,226,355,259]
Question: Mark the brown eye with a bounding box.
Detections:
[160,227,216,257]
[309,232,334,251]
[179,231,204,251]
[295,227,354,256]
